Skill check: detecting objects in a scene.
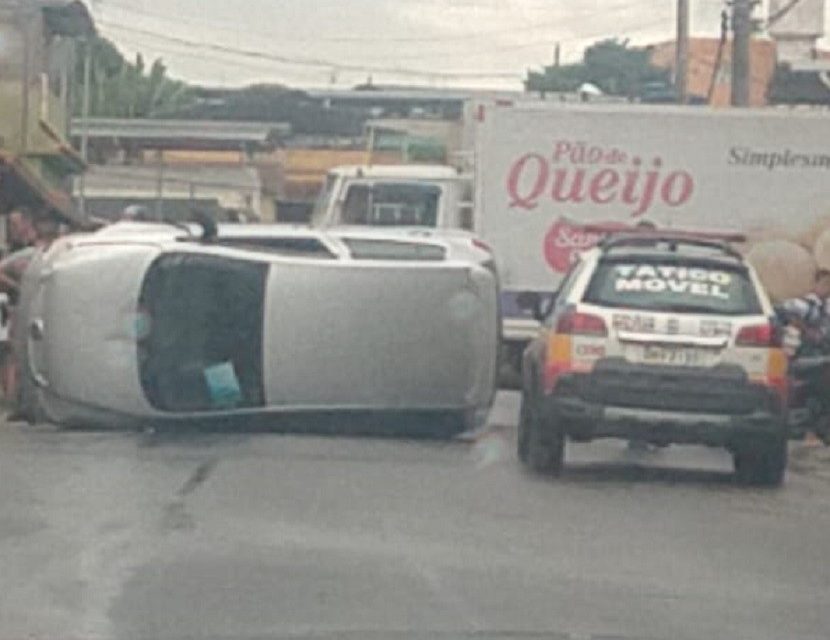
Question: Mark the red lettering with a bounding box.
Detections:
[507,153,548,210]
[622,157,642,205]
[589,169,620,204]
[553,141,571,162]
[631,158,662,218]
[661,171,694,207]
[551,168,586,203]
[507,145,695,219]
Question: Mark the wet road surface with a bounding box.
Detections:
[2,392,830,640]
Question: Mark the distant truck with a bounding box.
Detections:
[311,102,830,379]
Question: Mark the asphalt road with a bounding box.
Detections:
[2,392,830,640]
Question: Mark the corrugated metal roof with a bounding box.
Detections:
[70,118,291,144]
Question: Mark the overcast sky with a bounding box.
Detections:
[86,0,830,90]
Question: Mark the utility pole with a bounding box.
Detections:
[78,38,92,217]
[731,0,753,107]
[707,10,730,104]
[676,0,689,104]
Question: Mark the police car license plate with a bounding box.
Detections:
[642,345,701,366]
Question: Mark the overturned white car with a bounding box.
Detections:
[16,223,499,434]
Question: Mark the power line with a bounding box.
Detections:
[97,19,523,79]
[386,17,671,61]
[768,0,806,26]
[99,0,656,45]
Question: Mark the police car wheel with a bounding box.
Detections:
[520,389,564,475]
[733,437,787,487]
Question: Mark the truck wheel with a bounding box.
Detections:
[518,390,564,475]
[733,437,787,487]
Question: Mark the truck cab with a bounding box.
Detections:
[310,165,473,231]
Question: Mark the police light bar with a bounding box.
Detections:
[580,224,747,245]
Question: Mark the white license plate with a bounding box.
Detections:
[642,345,702,366]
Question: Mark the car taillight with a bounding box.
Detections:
[556,310,608,337]
[471,238,493,253]
[543,309,607,393]
[736,323,780,348]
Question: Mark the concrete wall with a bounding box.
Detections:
[650,38,778,107]
[769,0,825,39]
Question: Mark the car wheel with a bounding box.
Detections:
[519,388,564,475]
[733,437,787,487]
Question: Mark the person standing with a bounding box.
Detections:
[779,269,830,446]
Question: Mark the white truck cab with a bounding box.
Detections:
[310,164,473,231]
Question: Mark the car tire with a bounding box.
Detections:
[733,437,787,487]
[518,388,564,475]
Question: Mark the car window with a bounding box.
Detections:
[342,238,446,261]
[341,182,441,227]
[544,258,585,326]
[212,236,337,258]
[583,259,763,316]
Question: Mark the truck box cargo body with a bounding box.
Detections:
[473,103,830,338]
[312,102,830,377]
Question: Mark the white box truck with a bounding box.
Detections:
[312,102,830,378]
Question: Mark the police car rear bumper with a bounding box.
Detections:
[542,363,787,445]
[544,395,784,445]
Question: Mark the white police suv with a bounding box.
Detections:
[519,233,789,486]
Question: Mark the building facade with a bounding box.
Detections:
[0,0,93,224]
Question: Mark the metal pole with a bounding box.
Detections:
[675,0,689,104]
[731,0,752,107]
[78,38,92,217]
[154,150,164,220]
[707,10,730,105]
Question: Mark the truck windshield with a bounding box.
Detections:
[341,182,440,227]
[583,259,763,316]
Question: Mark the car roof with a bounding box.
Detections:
[598,246,747,268]
[596,233,746,266]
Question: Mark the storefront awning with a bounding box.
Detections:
[0,151,83,225]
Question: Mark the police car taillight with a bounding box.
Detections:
[736,323,780,348]
[556,310,608,337]
[543,310,607,393]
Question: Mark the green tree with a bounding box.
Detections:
[75,38,193,118]
[525,39,670,98]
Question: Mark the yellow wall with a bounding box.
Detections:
[275,148,403,201]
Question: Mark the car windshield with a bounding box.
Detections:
[341,182,441,227]
[584,259,763,316]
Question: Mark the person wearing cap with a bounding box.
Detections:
[779,269,830,447]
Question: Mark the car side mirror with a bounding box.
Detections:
[516,291,554,323]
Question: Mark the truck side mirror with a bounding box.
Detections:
[516,291,554,323]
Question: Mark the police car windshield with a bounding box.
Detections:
[584,258,763,316]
